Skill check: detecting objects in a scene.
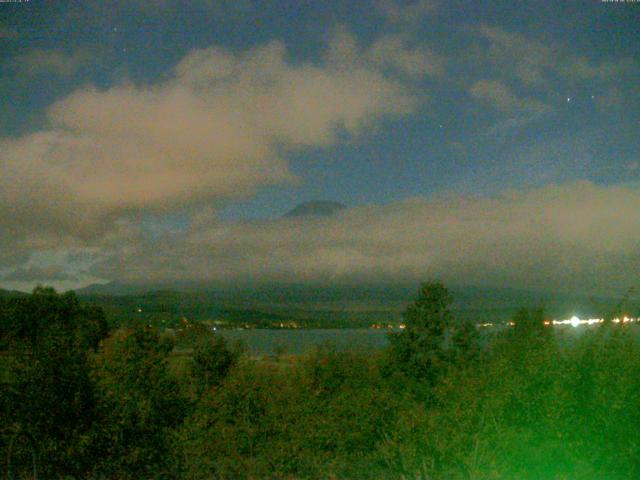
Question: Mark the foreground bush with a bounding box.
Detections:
[89,326,187,478]
[179,347,404,479]
[3,287,640,479]
[379,324,640,479]
[0,288,107,478]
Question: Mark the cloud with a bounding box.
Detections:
[88,181,640,295]
[325,27,444,80]
[326,26,446,82]
[60,0,255,29]
[595,87,624,110]
[3,265,78,282]
[478,25,554,88]
[559,56,636,83]
[366,34,445,79]
[476,24,638,90]
[469,79,549,114]
[9,49,92,77]
[0,31,422,260]
[376,0,436,24]
[0,26,19,39]
[465,25,638,134]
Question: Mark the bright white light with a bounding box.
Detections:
[476,316,634,329]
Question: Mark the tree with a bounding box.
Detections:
[451,318,481,363]
[387,281,455,386]
[90,325,186,478]
[0,286,107,349]
[1,287,109,478]
[190,330,239,396]
[404,281,453,336]
[511,305,549,343]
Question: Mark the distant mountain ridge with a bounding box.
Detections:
[75,281,152,296]
[72,282,637,324]
[0,288,27,298]
[284,201,346,218]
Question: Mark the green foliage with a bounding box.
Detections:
[404,281,453,335]
[511,305,549,340]
[386,281,478,388]
[0,286,107,350]
[190,330,239,395]
[3,283,640,479]
[0,287,108,478]
[450,318,481,362]
[4,336,97,477]
[381,323,640,479]
[179,348,403,479]
[90,326,186,479]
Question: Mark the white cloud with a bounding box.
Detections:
[595,87,625,110]
[2,265,77,282]
[87,181,640,294]
[376,0,436,24]
[478,25,554,88]
[477,24,637,90]
[10,48,92,77]
[366,35,445,79]
[0,31,422,261]
[325,27,444,80]
[559,56,636,83]
[469,79,549,114]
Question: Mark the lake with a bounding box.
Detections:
[214,324,633,356]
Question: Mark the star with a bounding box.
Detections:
[566,97,571,102]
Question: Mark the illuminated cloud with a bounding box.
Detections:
[1,8,637,294]
[469,79,549,114]
[324,27,444,80]
[366,34,445,79]
[559,56,636,83]
[476,24,637,94]
[0,30,422,258]
[375,0,436,24]
[2,265,77,282]
[9,48,92,77]
[88,181,640,294]
[478,24,554,88]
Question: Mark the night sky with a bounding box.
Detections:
[1,0,639,294]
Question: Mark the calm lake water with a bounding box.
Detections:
[215,324,630,356]
[218,328,391,355]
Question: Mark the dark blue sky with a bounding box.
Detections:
[1,0,639,292]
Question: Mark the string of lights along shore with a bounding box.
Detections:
[476,316,638,329]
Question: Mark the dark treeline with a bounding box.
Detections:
[78,290,384,330]
[1,283,640,479]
